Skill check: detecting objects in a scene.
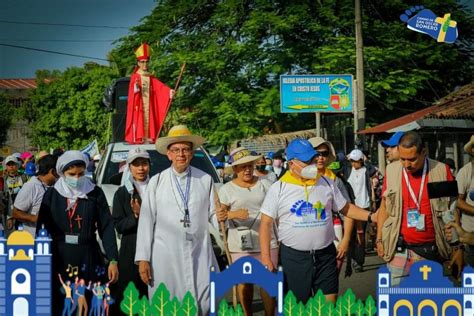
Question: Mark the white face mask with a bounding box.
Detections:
[300,164,319,180]
[65,176,86,189]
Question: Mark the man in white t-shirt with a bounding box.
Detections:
[457,135,474,265]
[12,155,58,237]
[259,139,376,304]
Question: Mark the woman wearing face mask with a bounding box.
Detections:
[36,150,119,315]
[112,148,150,304]
[254,155,278,183]
[218,147,278,316]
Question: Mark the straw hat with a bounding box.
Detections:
[464,135,474,154]
[155,125,205,155]
[228,147,261,167]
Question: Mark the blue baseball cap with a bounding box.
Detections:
[381,132,404,148]
[286,139,317,162]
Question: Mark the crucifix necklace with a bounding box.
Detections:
[172,169,192,228]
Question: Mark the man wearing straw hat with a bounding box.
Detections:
[135,125,219,315]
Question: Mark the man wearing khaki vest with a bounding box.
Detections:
[376,131,463,285]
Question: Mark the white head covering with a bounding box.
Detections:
[123,148,150,197]
[54,150,95,210]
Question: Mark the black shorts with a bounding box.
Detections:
[280,243,338,304]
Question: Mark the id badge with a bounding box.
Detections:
[407,209,420,228]
[416,214,426,231]
[65,234,79,245]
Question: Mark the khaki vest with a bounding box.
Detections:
[381,159,451,262]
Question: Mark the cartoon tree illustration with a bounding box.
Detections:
[353,299,365,316]
[334,298,344,316]
[284,291,297,316]
[165,296,181,316]
[340,289,356,315]
[304,290,326,316]
[150,282,170,316]
[178,291,197,316]
[138,296,151,316]
[322,301,335,316]
[234,304,244,316]
[364,295,377,316]
[295,302,305,315]
[218,300,231,316]
[120,281,140,316]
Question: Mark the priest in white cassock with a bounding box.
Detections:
[135,125,218,315]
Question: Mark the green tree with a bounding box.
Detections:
[340,289,356,315]
[304,289,326,316]
[364,295,377,316]
[138,296,151,316]
[322,301,336,316]
[120,281,140,316]
[150,282,170,316]
[353,299,365,316]
[26,63,116,149]
[110,0,473,145]
[0,93,13,146]
[178,291,197,316]
[284,291,298,316]
[165,296,182,316]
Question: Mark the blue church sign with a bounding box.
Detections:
[209,256,284,315]
[377,260,474,316]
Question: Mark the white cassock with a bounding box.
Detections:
[135,166,219,315]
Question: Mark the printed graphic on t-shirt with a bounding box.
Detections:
[290,200,328,227]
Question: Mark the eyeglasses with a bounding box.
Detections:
[138,60,149,64]
[169,147,192,154]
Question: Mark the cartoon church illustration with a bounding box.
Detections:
[0,225,52,316]
[209,256,284,315]
[377,260,474,316]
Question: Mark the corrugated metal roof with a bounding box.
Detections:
[0,79,37,90]
[359,82,474,134]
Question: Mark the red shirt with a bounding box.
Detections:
[382,163,453,244]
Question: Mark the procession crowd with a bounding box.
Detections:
[1,124,472,316]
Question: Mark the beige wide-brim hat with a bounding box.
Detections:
[155,125,205,155]
[224,147,261,173]
[464,135,474,154]
[308,136,336,163]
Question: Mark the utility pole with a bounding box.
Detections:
[355,0,366,143]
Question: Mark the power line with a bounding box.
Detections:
[0,19,130,29]
[0,43,109,61]
[0,39,115,42]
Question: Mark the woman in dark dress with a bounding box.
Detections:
[36,150,118,315]
[112,147,150,302]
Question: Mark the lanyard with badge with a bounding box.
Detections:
[172,170,192,228]
[403,159,428,231]
[65,199,80,244]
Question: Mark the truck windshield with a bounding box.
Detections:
[102,149,220,184]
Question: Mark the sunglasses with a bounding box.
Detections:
[316,151,330,158]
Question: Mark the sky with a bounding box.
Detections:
[0,0,156,78]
